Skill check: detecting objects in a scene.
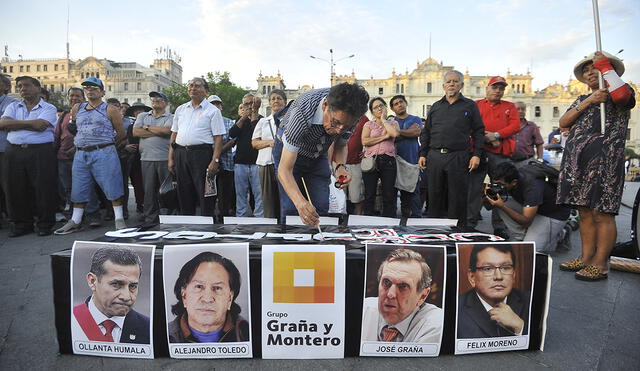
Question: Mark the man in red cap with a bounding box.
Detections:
[468,77,520,232]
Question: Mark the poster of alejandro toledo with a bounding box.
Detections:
[360,244,446,357]
[261,244,346,359]
[455,242,535,355]
[70,241,155,359]
[163,243,252,359]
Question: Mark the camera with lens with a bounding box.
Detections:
[485,182,508,201]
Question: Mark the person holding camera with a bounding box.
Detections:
[484,162,569,252]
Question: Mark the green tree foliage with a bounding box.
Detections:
[624,147,638,159]
[163,71,247,118]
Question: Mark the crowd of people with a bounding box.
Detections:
[0,51,634,280]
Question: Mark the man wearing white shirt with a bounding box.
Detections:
[168,77,225,216]
[71,246,150,344]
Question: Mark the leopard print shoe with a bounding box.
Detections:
[575,265,608,281]
[559,258,586,272]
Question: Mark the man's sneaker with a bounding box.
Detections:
[54,220,83,235]
[55,212,67,222]
[115,219,127,230]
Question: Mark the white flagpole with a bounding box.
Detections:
[592,0,606,135]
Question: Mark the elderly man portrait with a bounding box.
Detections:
[168,77,225,216]
[168,252,249,343]
[0,76,58,237]
[71,246,150,344]
[361,248,443,343]
[273,82,369,225]
[418,70,485,226]
[457,244,530,339]
[132,91,173,224]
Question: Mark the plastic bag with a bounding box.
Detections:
[204,169,217,197]
[159,173,178,210]
[328,175,347,214]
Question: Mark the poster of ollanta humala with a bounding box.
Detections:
[162,243,252,359]
[455,242,535,355]
[70,241,155,359]
[360,243,446,357]
[261,244,346,359]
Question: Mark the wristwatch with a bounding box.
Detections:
[494,132,501,139]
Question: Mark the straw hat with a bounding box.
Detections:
[574,51,624,83]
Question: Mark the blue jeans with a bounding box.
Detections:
[273,126,330,219]
[71,145,123,203]
[234,163,263,217]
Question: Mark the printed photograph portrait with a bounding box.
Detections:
[163,243,251,344]
[70,242,154,345]
[456,242,535,339]
[361,244,446,344]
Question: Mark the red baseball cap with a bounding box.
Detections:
[487,76,507,87]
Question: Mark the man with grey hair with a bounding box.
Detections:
[71,246,150,344]
[229,93,263,217]
[361,248,443,343]
[418,70,485,226]
[0,74,18,224]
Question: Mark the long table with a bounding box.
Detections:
[51,224,550,357]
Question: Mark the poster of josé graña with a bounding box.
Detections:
[70,241,155,359]
[455,242,535,355]
[261,244,346,359]
[360,244,446,357]
[163,243,252,358]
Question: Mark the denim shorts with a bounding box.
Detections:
[71,144,124,202]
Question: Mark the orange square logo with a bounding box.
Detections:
[273,252,335,303]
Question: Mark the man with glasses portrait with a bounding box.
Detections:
[457,244,529,338]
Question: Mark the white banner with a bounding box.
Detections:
[70,241,155,359]
[163,243,252,359]
[261,244,346,359]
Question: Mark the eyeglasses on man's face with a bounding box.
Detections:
[474,264,514,276]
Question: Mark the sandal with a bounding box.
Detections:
[559,258,586,272]
[575,265,608,281]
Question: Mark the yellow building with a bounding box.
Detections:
[1,55,182,106]
[255,57,639,148]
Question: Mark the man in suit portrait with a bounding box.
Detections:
[71,246,150,344]
[361,248,443,343]
[457,244,530,339]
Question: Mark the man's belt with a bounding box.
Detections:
[431,147,460,154]
[76,143,114,152]
[10,142,53,149]
[172,143,211,151]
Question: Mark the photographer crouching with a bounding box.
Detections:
[484,162,570,252]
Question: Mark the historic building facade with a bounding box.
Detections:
[1,55,182,106]
[254,57,639,148]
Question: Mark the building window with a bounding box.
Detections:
[19,66,24,72]
[96,72,100,78]
[396,84,400,94]
[137,82,141,91]
[157,85,160,91]
[137,98,142,103]
[553,106,559,118]
[62,65,65,70]
[378,87,383,95]
[50,85,55,92]
[476,86,481,95]
[627,128,631,140]
[37,65,41,72]
[55,64,59,71]
[81,72,84,79]
[124,83,129,91]
[124,98,129,103]
[1,67,5,73]
[43,65,47,72]
[262,86,266,95]
[9,66,13,73]
[427,82,432,93]
[535,106,541,117]
[401,84,404,94]
[26,65,30,72]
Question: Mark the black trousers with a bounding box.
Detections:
[3,143,57,232]
[363,154,397,217]
[173,145,215,216]
[216,168,236,218]
[426,150,469,224]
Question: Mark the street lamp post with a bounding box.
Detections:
[310,49,355,86]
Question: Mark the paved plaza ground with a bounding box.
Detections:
[0,184,638,370]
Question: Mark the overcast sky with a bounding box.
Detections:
[2,0,639,91]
